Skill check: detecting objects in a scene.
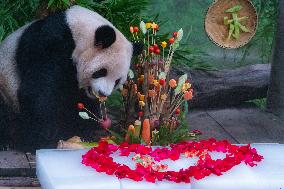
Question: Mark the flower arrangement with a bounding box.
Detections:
[77,21,198,146]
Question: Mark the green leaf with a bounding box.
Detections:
[177,74,187,87]
[227,24,235,40]
[106,129,124,143]
[177,28,183,41]
[140,21,147,34]
[47,0,55,8]
[174,85,182,95]
[128,69,134,79]
[62,0,70,6]
[172,41,179,50]
[225,5,242,13]
[79,112,89,119]
[158,72,166,79]
[238,22,251,33]
[184,101,188,115]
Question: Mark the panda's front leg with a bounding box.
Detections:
[16,68,79,151]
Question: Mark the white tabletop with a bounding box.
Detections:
[36,144,284,189]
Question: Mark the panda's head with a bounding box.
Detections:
[67,6,143,98]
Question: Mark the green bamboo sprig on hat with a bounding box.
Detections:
[224,5,251,40]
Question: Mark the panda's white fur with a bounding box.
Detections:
[66,6,133,98]
[0,23,32,111]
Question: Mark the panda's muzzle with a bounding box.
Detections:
[87,86,107,98]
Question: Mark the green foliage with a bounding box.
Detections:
[239,0,278,64]
[0,0,149,42]
[153,112,198,146]
[47,0,71,9]
[0,0,40,42]
[249,98,267,110]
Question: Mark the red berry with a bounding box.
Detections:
[135,64,140,69]
[192,129,202,135]
[138,111,143,118]
[169,37,175,44]
[159,79,165,86]
[173,32,178,37]
[99,118,112,129]
[154,24,159,31]
[175,108,180,115]
[153,44,159,50]
[149,46,154,53]
[133,26,139,33]
[154,48,161,55]
[77,103,84,110]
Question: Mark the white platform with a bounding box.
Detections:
[36,144,284,189]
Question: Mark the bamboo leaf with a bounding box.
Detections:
[47,0,55,8]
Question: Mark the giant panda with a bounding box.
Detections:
[0,5,143,151]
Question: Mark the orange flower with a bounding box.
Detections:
[184,91,193,100]
[169,79,177,88]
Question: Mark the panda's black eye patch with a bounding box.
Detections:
[92,68,107,79]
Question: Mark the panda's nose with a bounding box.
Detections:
[98,90,107,97]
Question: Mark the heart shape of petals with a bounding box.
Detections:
[82,138,263,183]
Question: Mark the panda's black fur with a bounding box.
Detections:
[0,7,141,151]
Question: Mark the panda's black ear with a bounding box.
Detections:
[132,42,144,56]
[95,25,116,49]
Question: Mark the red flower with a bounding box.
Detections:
[145,172,157,183]
[115,165,131,179]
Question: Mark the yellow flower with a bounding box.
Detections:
[184,83,191,90]
[153,80,159,86]
[139,101,145,107]
[140,95,145,101]
[146,22,152,29]
[181,84,186,93]
[161,41,167,48]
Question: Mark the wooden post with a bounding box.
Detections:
[267,0,284,121]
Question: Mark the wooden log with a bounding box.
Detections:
[172,64,270,108]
